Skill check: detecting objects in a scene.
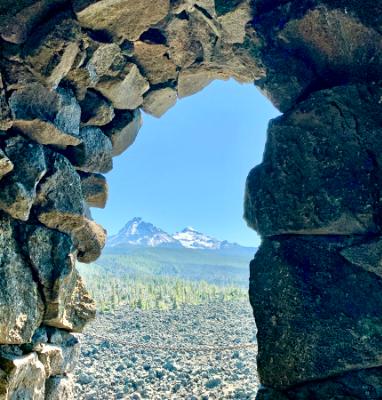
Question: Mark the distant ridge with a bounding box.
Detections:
[107,218,254,251]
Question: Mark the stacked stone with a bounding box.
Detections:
[0,0,263,398]
[245,1,382,399]
[1,0,382,398]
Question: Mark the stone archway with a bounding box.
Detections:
[1,1,382,398]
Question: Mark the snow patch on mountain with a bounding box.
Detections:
[108,217,181,248]
[108,218,247,250]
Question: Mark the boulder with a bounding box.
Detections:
[35,151,105,263]
[45,375,74,400]
[24,226,96,331]
[73,0,170,41]
[142,88,177,118]
[80,172,108,208]
[0,74,12,131]
[133,42,178,85]
[0,353,45,399]
[0,0,67,45]
[23,14,84,88]
[250,236,382,389]
[103,109,142,156]
[37,332,80,377]
[86,43,125,85]
[0,215,44,344]
[177,69,215,98]
[0,136,47,221]
[245,85,382,236]
[80,90,115,127]
[96,63,149,110]
[65,126,113,174]
[9,85,82,147]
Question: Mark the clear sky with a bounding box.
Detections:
[93,79,279,247]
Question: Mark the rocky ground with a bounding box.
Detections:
[74,300,259,399]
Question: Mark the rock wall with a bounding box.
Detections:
[0,0,380,398]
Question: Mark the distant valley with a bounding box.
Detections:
[78,218,257,311]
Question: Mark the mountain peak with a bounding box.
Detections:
[108,218,246,250]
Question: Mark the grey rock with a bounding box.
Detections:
[0,215,44,344]
[10,85,82,147]
[0,135,47,221]
[103,109,142,157]
[66,126,113,173]
[250,236,382,389]
[24,226,96,331]
[0,353,45,399]
[45,375,74,400]
[245,85,382,236]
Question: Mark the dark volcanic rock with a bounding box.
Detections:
[65,127,113,173]
[24,226,96,331]
[250,236,382,389]
[0,136,47,221]
[0,214,44,344]
[245,85,382,236]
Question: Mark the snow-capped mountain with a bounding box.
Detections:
[107,218,248,250]
[174,227,225,250]
[107,217,181,248]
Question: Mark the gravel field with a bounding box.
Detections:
[74,300,259,399]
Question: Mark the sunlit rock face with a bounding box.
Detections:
[0,0,381,398]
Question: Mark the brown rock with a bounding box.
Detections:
[103,109,142,156]
[142,88,177,118]
[134,42,178,85]
[0,353,45,399]
[177,69,215,98]
[73,0,170,41]
[80,90,115,127]
[80,172,108,208]
[96,63,149,110]
[0,0,67,45]
[0,149,13,180]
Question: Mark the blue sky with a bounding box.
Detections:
[93,79,279,247]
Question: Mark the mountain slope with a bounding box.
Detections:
[108,218,253,251]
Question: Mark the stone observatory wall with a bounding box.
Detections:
[0,0,381,398]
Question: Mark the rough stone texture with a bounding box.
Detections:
[79,172,108,208]
[142,88,177,118]
[0,136,47,221]
[245,85,382,237]
[103,109,142,156]
[0,353,46,399]
[73,0,170,41]
[79,90,115,127]
[45,375,74,400]
[9,85,82,147]
[0,214,44,345]
[65,126,113,173]
[0,0,381,397]
[250,236,382,389]
[25,226,96,331]
[95,63,150,110]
